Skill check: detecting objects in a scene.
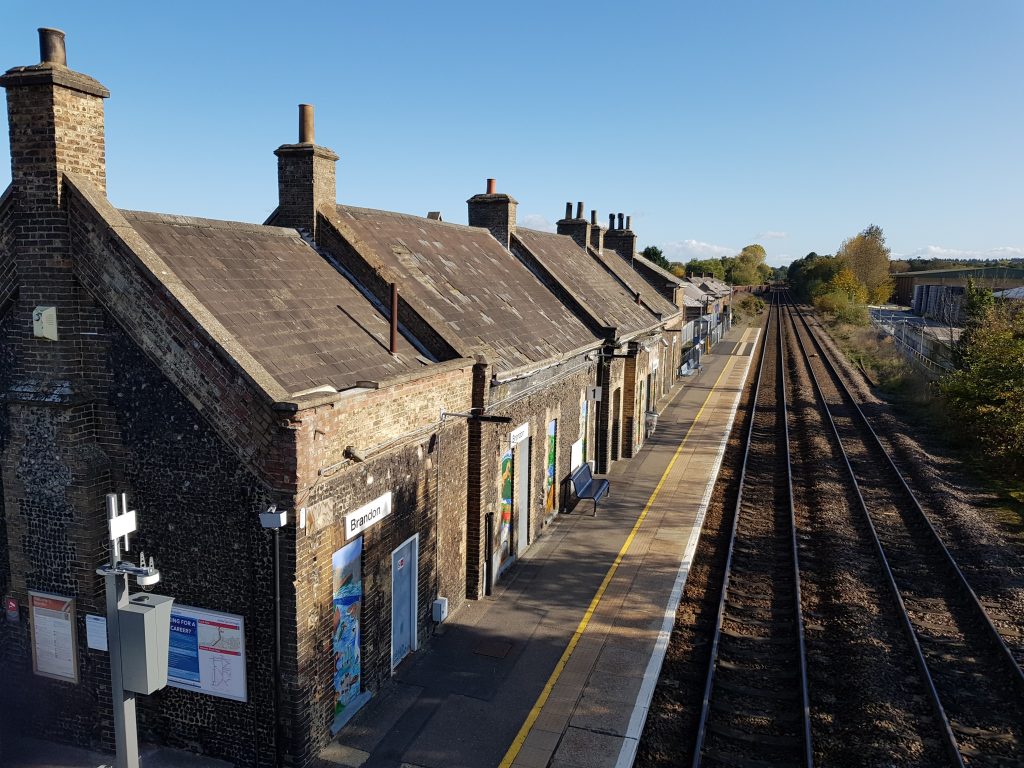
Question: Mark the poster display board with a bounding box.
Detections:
[167,605,247,702]
[29,591,78,683]
[544,420,557,512]
[332,537,369,733]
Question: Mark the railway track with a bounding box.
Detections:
[690,293,813,767]
[785,293,1024,766]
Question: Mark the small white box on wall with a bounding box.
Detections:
[432,597,449,623]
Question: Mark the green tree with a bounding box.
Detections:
[941,291,1024,467]
[725,244,768,285]
[685,258,726,280]
[641,245,671,270]
[788,252,841,301]
[837,224,893,304]
[826,267,869,303]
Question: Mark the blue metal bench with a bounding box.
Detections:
[570,463,610,515]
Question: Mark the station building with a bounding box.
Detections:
[0,28,695,768]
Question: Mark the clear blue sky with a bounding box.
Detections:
[1,1,1021,268]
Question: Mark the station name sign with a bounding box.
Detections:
[345,491,392,539]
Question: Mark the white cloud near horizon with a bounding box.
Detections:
[757,230,788,240]
[892,244,1024,261]
[518,213,556,233]
[661,239,736,262]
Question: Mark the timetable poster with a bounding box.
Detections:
[29,591,78,683]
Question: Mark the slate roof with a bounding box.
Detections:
[590,247,680,318]
[514,228,660,336]
[331,205,600,371]
[123,211,430,395]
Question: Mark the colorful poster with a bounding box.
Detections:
[579,391,588,463]
[331,537,367,733]
[29,592,77,683]
[167,605,246,702]
[499,450,513,563]
[544,420,557,512]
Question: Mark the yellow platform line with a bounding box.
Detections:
[499,356,738,767]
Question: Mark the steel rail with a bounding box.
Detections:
[690,290,814,767]
[789,295,1024,696]
[782,295,964,767]
[779,293,815,768]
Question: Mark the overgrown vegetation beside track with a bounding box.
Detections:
[810,299,1024,543]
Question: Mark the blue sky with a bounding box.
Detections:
[1,1,1021,268]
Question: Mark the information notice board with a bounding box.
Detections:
[29,591,78,683]
[167,604,247,702]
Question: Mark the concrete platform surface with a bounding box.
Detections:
[3,735,232,768]
[326,322,759,768]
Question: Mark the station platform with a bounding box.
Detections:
[324,321,760,768]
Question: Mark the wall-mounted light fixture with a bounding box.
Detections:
[343,445,367,462]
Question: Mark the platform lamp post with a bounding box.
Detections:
[259,504,288,768]
[96,493,171,768]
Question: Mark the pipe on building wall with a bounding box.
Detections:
[390,283,399,354]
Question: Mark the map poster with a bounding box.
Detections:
[332,537,369,733]
[29,591,78,683]
[167,605,246,702]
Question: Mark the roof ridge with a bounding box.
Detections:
[120,209,301,237]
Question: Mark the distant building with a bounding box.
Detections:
[893,266,1024,306]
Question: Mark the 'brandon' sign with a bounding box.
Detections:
[344,492,392,539]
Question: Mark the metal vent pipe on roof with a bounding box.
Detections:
[576,202,584,219]
[486,178,497,194]
[38,28,66,66]
[299,104,315,144]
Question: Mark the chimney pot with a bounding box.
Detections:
[618,213,625,229]
[486,178,496,194]
[575,202,584,219]
[298,104,315,144]
[626,215,631,230]
[609,213,616,230]
[565,202,573,219]
[38,28,67,66]
[590,210,597,225]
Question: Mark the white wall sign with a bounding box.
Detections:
[168,605,247,702]
[651,350,660,372]
[29,591,78,683]
[32,306,58,340]
[344,491,393,539]
[570,439,584,471]
[510,423,530,448]
[587,386,602,402]
[85,614,108,651]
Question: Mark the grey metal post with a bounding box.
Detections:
[106,493,139,768]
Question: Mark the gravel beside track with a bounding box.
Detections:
[791,301,1024,766]
[784,306,944,766]
[638,292,1024,768]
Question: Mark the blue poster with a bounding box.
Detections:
[168,614,199,683]
[331,537,368,733]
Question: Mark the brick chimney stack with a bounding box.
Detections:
[1,27,110,204]
[556,200,591,250]
[604,211,638,266]
[274,103,339,234]
[589,209,604,252]
[0,28,115,642]
[467,178,518,249]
